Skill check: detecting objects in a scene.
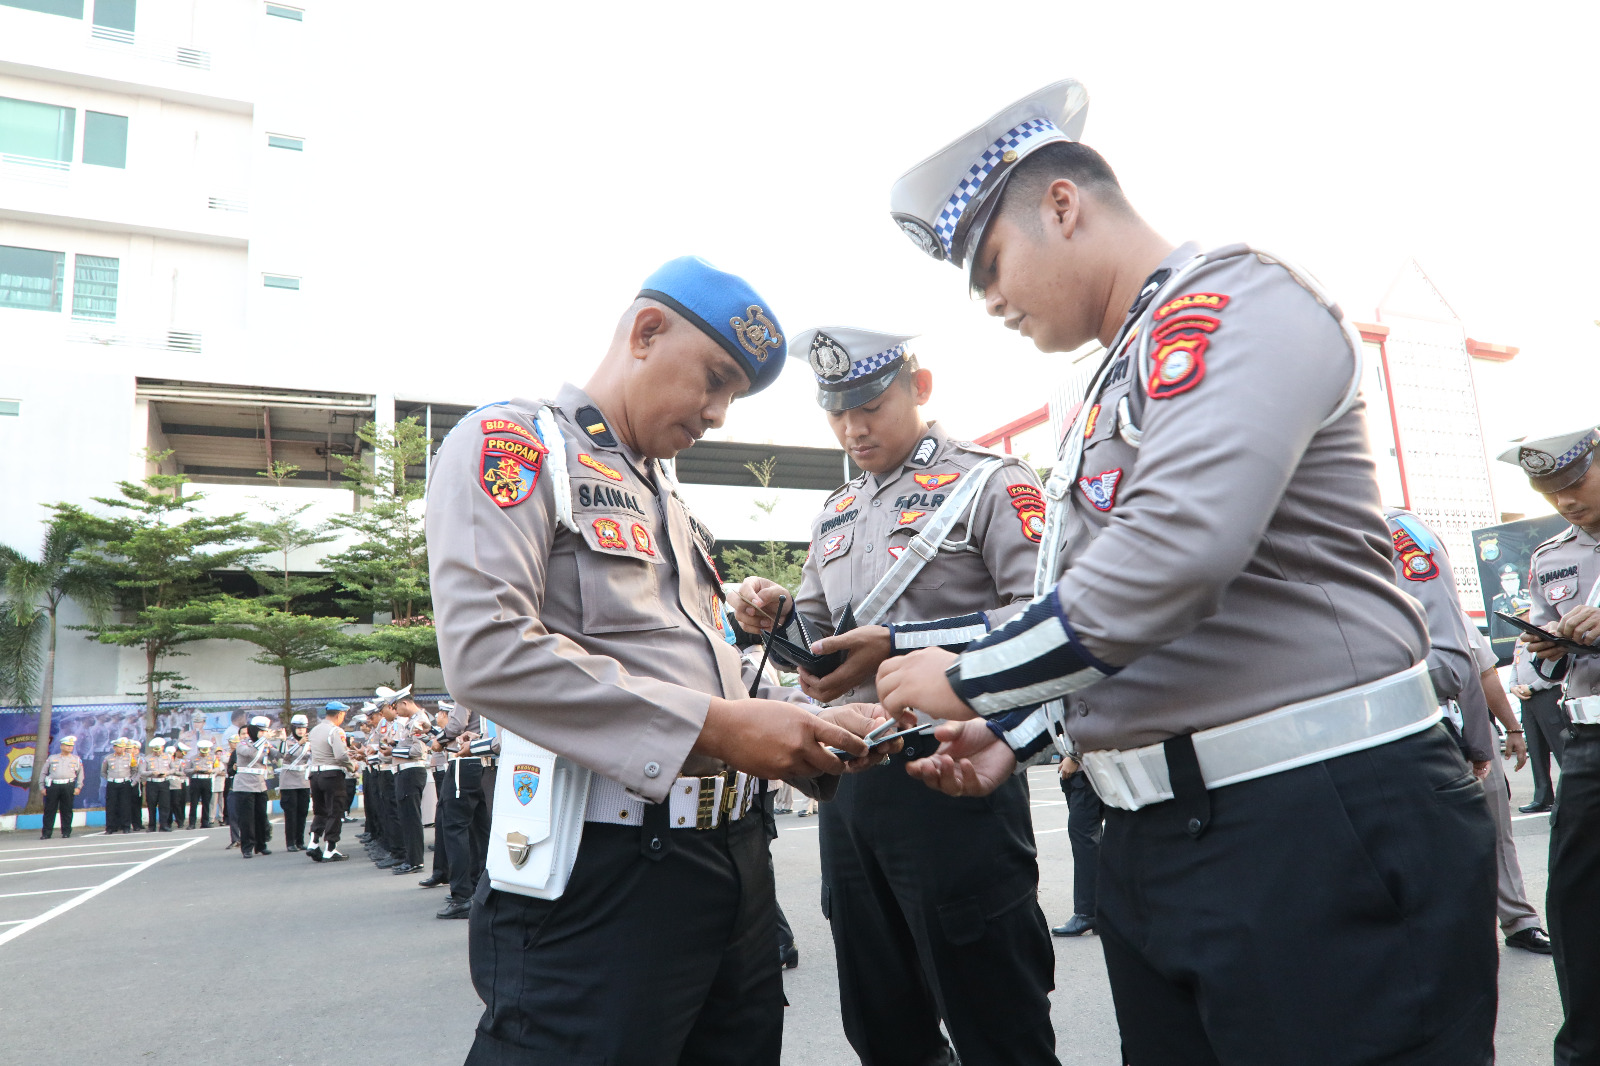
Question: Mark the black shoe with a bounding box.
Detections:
[257,847,272,855]
[418,875,448,888]
[186,822,196,830]
[147,827,157,833]
[226,841,238,849]
[781,945,799,970]
[63,832,71,839]
[287,844,300,852]
[39,833,50,840]
[375,857,401,869]
[242,850,254,858]
[1052,914,1096,937]
[357,834,372,843]
[392,863,421,875]
[1518,801,1553,814]
[437,898,472,919]
[308,846,324,862]
[1506,927,1553,954]
[159,826,172,832]
[324,850,348,862]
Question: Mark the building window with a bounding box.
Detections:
[0,400,19,417]
[266,133,304,151]
[265,3,302,19]
[72,254,118,321]
[0,0,84,18]
[92,0,133,31]
[0,96,75,162]
[263,274,300,290]
[82,111,128,168]
[0,245,65,312]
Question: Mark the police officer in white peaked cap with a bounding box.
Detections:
[874,78,1497,1064]
[1501,426,1600,1066]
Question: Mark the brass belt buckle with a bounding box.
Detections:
[696,776,720,829]
[719,770,738,819]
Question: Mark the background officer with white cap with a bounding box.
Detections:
[101,737,137,834]
[233,715,277,858]
[306,701,354,862]
[1503,426,1600,1065]
[427,256,878,1065]
[140,738,173,833]
[38,734,84,839]
[730,326,1056,1065]
[873,78,1497,1064]
[276,713,313,850]
[181,739,220,829]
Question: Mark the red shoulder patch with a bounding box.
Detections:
[479,436,545,508]
[1154,292,1229,320]
[1147,333,1208,400]
[480,418,539,444]
[1007,483,1045,543]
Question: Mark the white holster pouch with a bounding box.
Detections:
[485,729,591,900]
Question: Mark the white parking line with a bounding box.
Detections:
[0,846,173,864]
[0,861,141,879]
[786,825,820,832]
[0,838,180,856]
[0,835,206,948]
[0,886,100,899]
[1035,827,1070,835]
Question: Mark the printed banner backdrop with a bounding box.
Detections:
[1472,514,1570,666]
[0,694,445,815]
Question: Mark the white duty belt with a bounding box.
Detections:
[1081,662,1440,811]
[585,770,762,831]
[235,767,267,776]
[1564,695,1600,726]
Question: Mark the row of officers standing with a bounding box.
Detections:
[419,75,1600,1066]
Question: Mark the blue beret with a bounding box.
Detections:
[324,700,349,713]
[638,256,787,395]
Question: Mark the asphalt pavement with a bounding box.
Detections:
[0,760,1565,1065]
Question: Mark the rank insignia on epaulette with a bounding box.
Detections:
[910,437,938,466]
[914,472,959,490]
[579,453,624,481]
[575,406,618,448]
[480,438,545,508]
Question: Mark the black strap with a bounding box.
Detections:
[1163,733,1211,839]
[640,799,674,862]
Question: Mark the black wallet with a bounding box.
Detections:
[764,603,858,676]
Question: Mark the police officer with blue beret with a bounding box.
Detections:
[427,256,883,1065]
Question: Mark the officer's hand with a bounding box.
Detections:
[903,720,1015,798]
[1058,755,1080,778]
[1511,683,1533,700]
[876,649,974,720]
[798,626,892,703]
[817,703,902,773]
[728,577,791,633]
[1556,605,1600,646]
[1522,627,1571,662]
[1471,759,1491,781]
[1504,729,1529,770]
[694,698,868,780]
[75,788,82,795]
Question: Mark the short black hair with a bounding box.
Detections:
[997,140,1130,232]
[895,352,922,390]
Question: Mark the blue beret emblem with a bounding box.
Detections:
[730,304,783,363]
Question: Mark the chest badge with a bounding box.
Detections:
[1549,583,1575,603]
[897,510,926,525]
[823,532,847,557]
[887,544,906,561]
[593,519,628,549]
[1077,468,1123,513]
[1082,404,1101,439]
[631,524,656,557]
[579,453,624,481]
[835,495,856,512]
[914,472,960,490]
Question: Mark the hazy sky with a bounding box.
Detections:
[295,1,1599,469]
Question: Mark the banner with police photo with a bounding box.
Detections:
[1472,514,1570,665]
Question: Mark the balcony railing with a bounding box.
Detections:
[88,25,212,71]
[67,325,204,354]
[0,153,70,188]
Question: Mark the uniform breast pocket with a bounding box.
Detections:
[886,524,947,590]
[817,523,856,567]
[573,514,677,635]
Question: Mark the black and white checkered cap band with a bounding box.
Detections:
[1553,430,1600,469]
[836,343,908,384]
[933,118,1062,259]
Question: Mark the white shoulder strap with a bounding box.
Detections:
[856,458,1006,626]
[534,406,580,534]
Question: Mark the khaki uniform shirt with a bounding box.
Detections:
[428,384,793,805]
[276,738,312,789]
[307,721,355,772]
[233,738,273,793]
[961,243,1428,753]
[40,753,84,787]
[1528,524,1600,697]
[100,752,136,782]
[795,422,1040,704]
[393,712,432,769]
[138,753,172,785]
[183,753,223,778]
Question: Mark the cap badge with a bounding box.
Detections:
[730,304,783,363]
[1520,447,1557,475]
[895,216,944,261]
[809,332,852,382]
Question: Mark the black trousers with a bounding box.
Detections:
[170,782,186,825]
[144,781,170,829]
[362,770,377,834]
[42,782,75,837]
[1062,770,1105,918]
[186,779,212,827]
[1524,686,1567,808]
[820,758,1058,1066]
[310,771,348,849]
[372,771,398,854]
[131,780,142,828]
[225,784,239,843]
[431,768,452,878]
[1551,724,1600,1065]
[281,786,309,847]
[445,759,492,901]
[466,814,783,1066]
[235,791,269,855]
[105,781,136,832]
[1099,724,1497,1066]
[394,766,427,867]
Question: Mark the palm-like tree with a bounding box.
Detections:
[0,518,115,814]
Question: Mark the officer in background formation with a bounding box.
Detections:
[38,734,84,839]
[366,692,403,869]
[384,686,432,877]
[101,737,138,834]
[169,743,188,824]
[1506,427,1600,1066]
[306,701,354,863]
[277,714,313,851]
[420,702,455,890]
[873,79,1497,1063]
[141,738,175,832]
[223,733,240,847]
[1053,749,1102,938]
[427,256,879,1064]
[183,740,219,829]
[434,698,491,919]
[730,327,1058,1065]
[233,715,277,858]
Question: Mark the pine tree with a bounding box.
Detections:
[324,419,438,688]
[57,452,254,733]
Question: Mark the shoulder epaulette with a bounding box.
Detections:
[1531,525,1578,559]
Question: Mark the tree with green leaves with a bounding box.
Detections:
[324,418,438,688]
[0,517,116,814]
[718,456,807,593]
[191,462,353,721]
[57,452,255,733]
